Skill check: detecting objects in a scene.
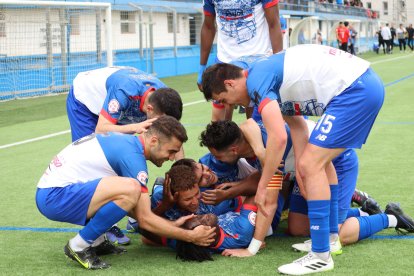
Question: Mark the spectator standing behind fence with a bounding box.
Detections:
[396,24,407,52]
[198,0,283,121]
[313,29,323,45]
[376,28,386,54]
[348,25,357,55]
[381,23,392,54]
[390,24,396,52]
[406,24,414,51]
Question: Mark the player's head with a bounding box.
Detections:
[344,21,349,27]
[145,115,187,167]
[147,88,183,120]
[172,158,218,188]
[176,214,218,262]
[201,63,249,107]
[200,121,242,164]
[168,164,200,213]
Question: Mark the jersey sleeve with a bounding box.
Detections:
[150,185,164,209]
[261,0,279,9]
[203,0,215,16]
[118,154,149,193]
[100,86,130,124]
[247,68,281,114]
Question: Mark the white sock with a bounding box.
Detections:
[329,233,339,243]
[266,226,273,237]
[313,251,330,261]
[69,234,90,252]
[91,234,106,247]
[387,215,398,228]
[128,217,137,223]
[359,208,369,217]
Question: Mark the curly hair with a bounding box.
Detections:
[147,115,188,143]
[171,158,197,170]
[199,120,241,151]
[201,63,243,101]
[167,165,196,194]
[176,240,213,262]
[149,88,183,121]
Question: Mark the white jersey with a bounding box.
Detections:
[72,67,123,115]
[37,137,114,188]
[280,45,370,111]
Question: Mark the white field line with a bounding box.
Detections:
[371,54,413,65]
[0,98,207,150]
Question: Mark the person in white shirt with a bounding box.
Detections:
[396,24,407,52]
[381,23,392,54]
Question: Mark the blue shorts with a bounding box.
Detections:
[309,68,385,149]
[289,149,358,224]
[66,87,99,142]
[36,179,100,226]
[271,193,288,231]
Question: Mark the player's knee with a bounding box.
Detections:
[121,178,141,206]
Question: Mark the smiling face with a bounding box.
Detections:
[176,184,200,213]
[193,163,218,187]
[148,136,182,167]
[208,147,239,165]
[212,77,250,107]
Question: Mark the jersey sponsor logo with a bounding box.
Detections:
[137,171,148,185]
[248,211,256,226]
[108,99,120,114]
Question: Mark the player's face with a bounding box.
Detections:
[213,78,250,106]
[208,147,238,165]
[177,185,200,213]
[183,213,218,230]
[194,163,218,187]
[149,136,182,167]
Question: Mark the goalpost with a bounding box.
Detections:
[0,0,113,100]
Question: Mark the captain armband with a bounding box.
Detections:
[266,173,283,190]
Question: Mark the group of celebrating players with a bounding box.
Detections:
[35,0,414,275]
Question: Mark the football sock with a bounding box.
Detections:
[69,234,91,252]
[80,201,127,245]
[356,213,389,241]
[329,185,339,238]
[308,200,330,257]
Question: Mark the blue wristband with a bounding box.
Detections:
[197,64,207,85]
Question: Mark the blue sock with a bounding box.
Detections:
[346,208,361,219]
[308,200,330,253]
[329,185,338,235]
[80,201,127,244]
[357,213,389,241]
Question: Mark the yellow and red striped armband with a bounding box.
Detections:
[267,173,283,190]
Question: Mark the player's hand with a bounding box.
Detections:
[216,182,236,190]
[162,174,179,208]
[221,248,253,257]
[132,118,157,134]
[173,214,195,227]
[255,188,269,217]
[197,65,207,91]
[201,188,227,205]
[190,225,216,247]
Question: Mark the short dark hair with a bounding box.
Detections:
[175,240,213,262]
[167,165,196,194]
[344,21,349,27]
[172,158,197,170]
[201,63,243,101]
[147,115,188,143]
[199,120,241,151]
[149,88,183,120]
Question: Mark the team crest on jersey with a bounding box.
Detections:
[108,99,120,114]
[137,171,148,185]
[248,211,256,226]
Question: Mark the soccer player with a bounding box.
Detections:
[198,0,283,121]
[201,44,385,274]
[67,66,183,142]
[139,165,259,260]
[36,116,215,270]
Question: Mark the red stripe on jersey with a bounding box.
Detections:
[203,10,214,16]
[100,109,118,124]
[294,103,301,115]
[212,102,225,109]
[141,185,148,193]
[219,13,252,21]
[161,237,167,246]
[235,196,243,212]
[258,98,272,114]
[243,204,258,212]
[211,227,225,250]
[264,0,279,9]
[139,87,156,112]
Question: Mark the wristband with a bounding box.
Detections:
[247,238,262,255]
[197,64,207,85]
